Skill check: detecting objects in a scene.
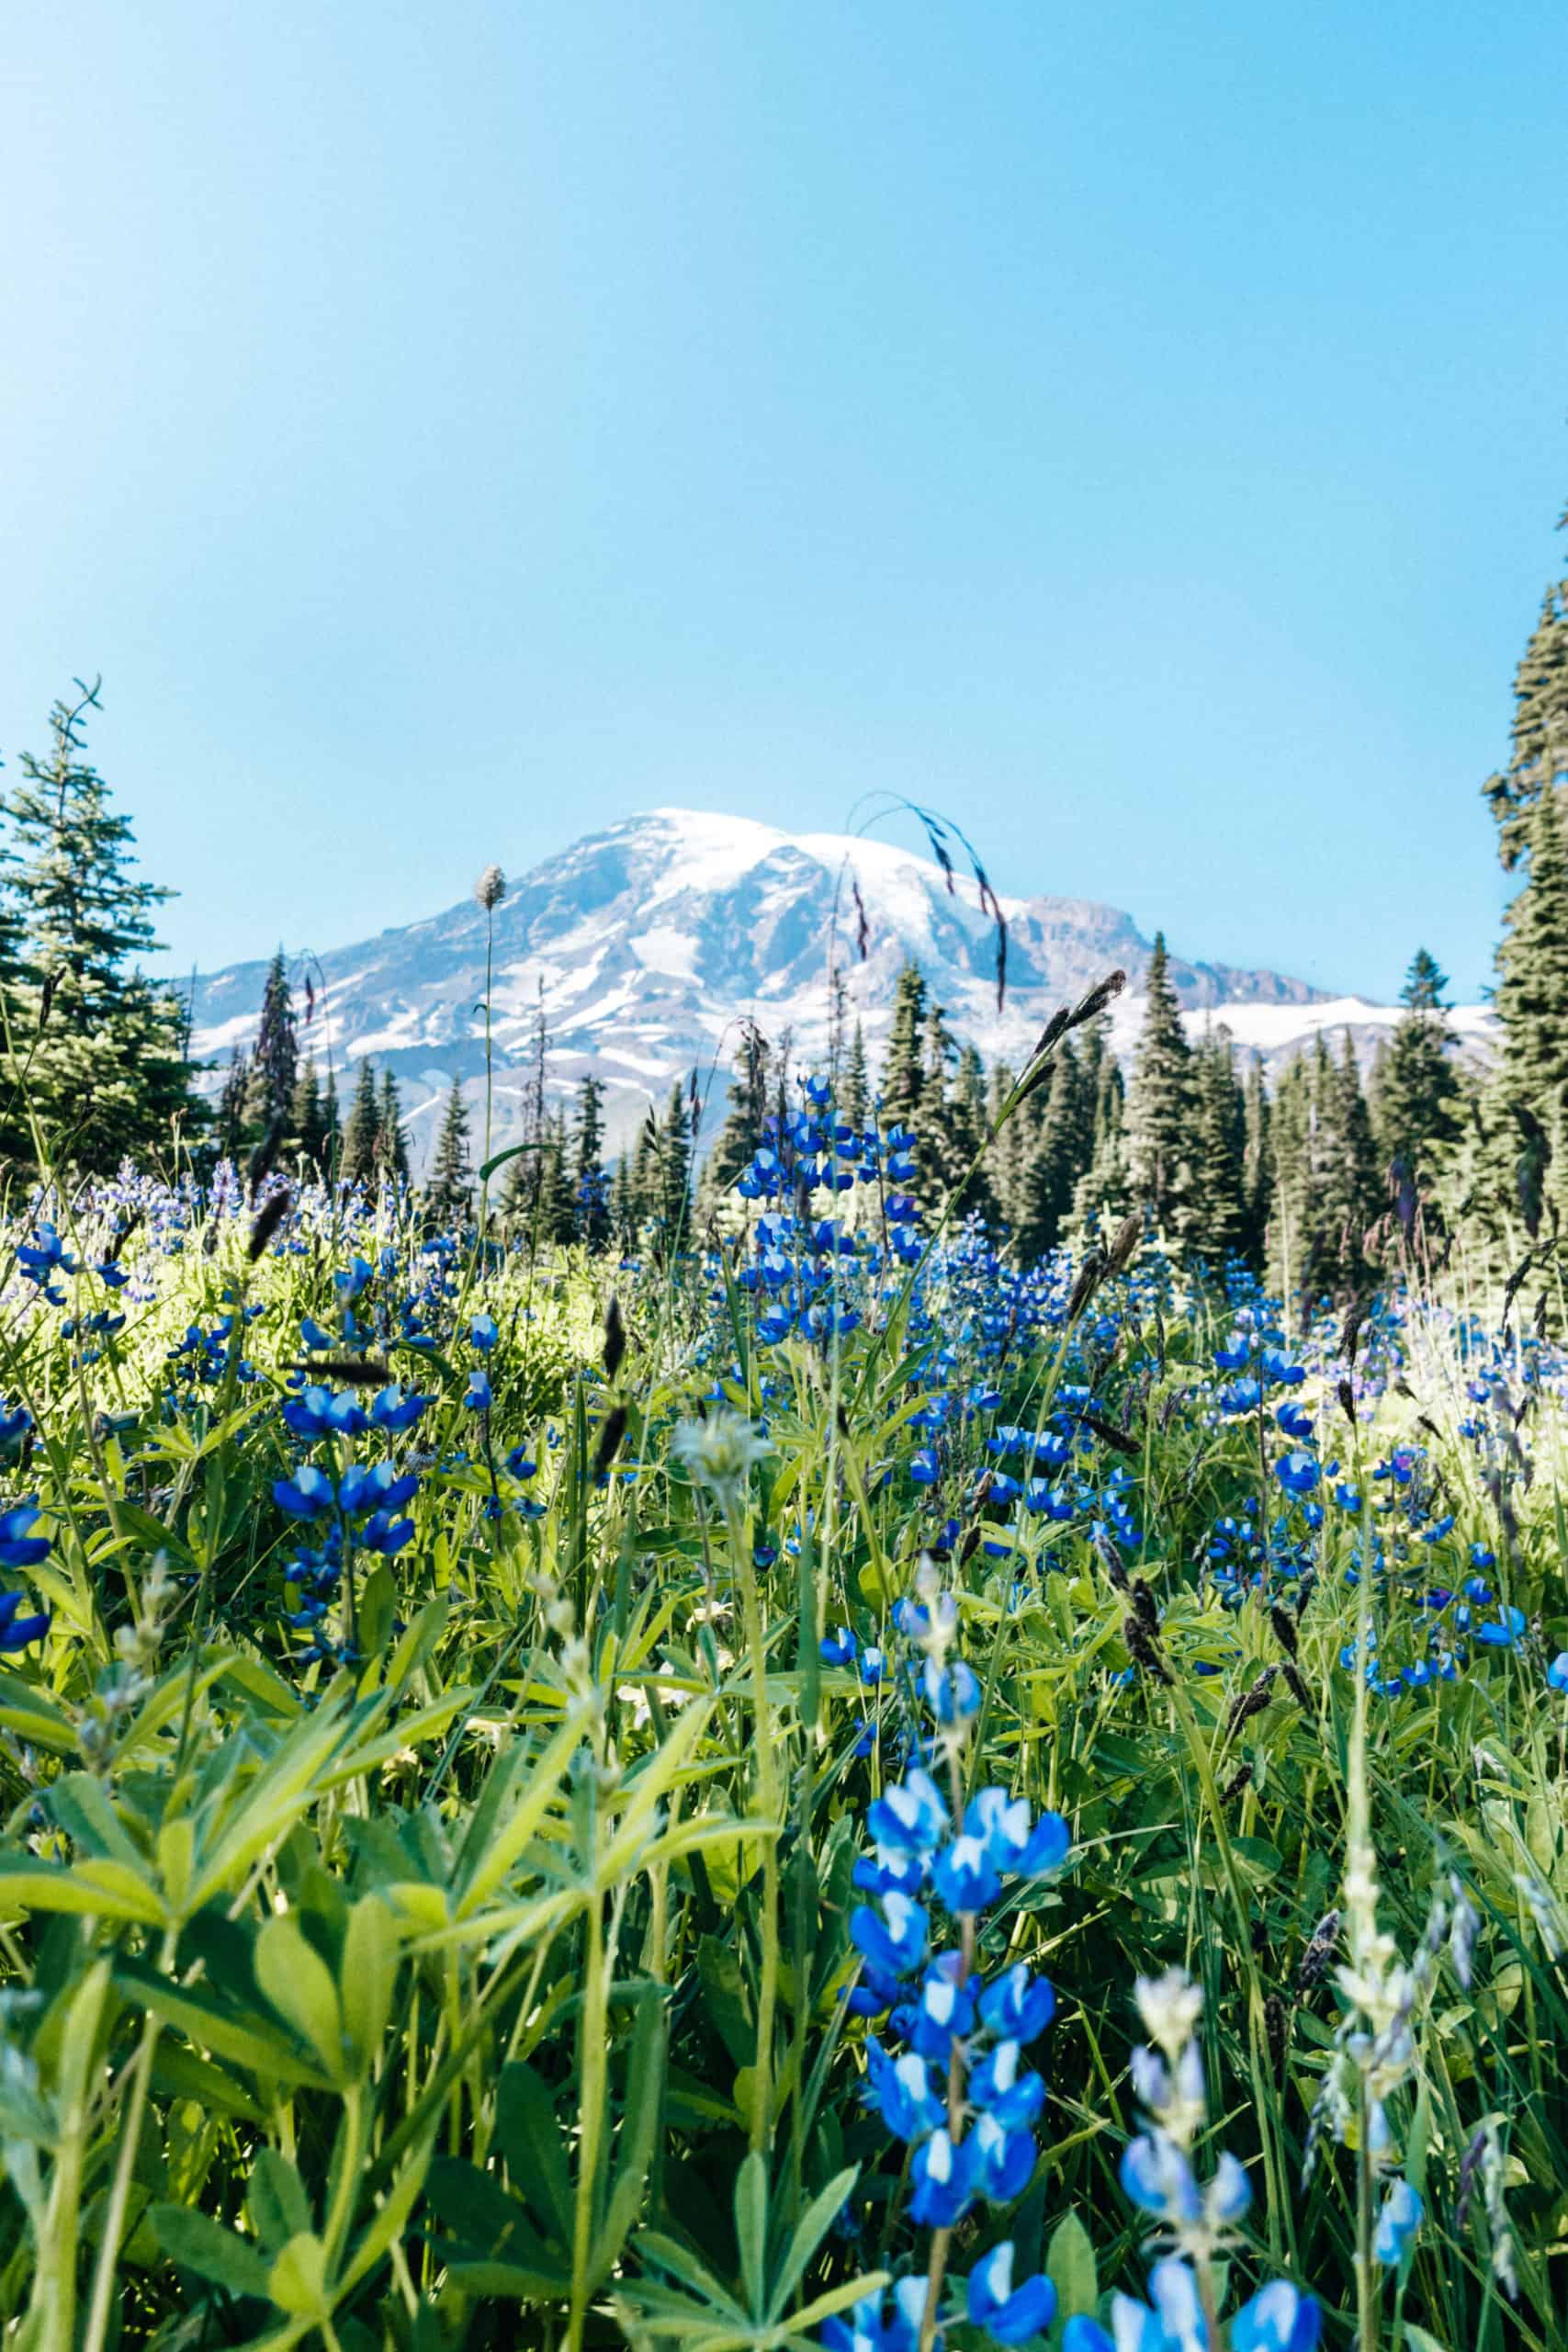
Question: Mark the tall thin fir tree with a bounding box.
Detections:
[1185,1025,1249,1266]
[425,1076,473,1227]
[880,962,928,1136]
[573,1073,611,1248]
[1071,1044,1129,1238]
[216,1048,250,1167]
[657,1080,693,1253]
[1016,1039,1091,1261]
[1492,782,1568,1225]
[1368,947,1462,1199]
[1240,1052,1271,1264]
[342,1058,381,1186]
[1302,1033,1380,1300]
[244,949,298,1139]
[377,1069,410,1186]
[290,1057,326,1173]
[1482,558,1568,871]
[704,1023,772,1204]
[0,681,197,1170]
[1124,933,1194,1239]
[1265,1053,1313,1300]
[840,1019,871,1130]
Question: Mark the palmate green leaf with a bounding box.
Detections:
[448,2256,575,2301]
[149,2204,274,2301]
[766,2165,859,2320]
[0,1853,166,1927]
[249,2148,313,2254]
[454,1710,585,1917]
[626,2232,748,2323]
[734,2153,768,2316]
[151,2038,268,2125]
[495,2062,575,2243]
[0,1668,77,1753]
[45,1770,147,1868]
[116,1966,335,2091]
[185,1694,358,1910]
[267,2230,331,2320]
[254,1913,345,2082]
[339,1894,400,2070]
[1046,2209,1098,2319]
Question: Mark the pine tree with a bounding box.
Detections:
[705,1023,772,1200]
[341,1059,380,1186]
[1185,1026,1248,1265]
[880,963,928,1133]
[1015,1039,1091,1261]
[321,1066,342,1183]
[290,1057,327,1172]
[573,1074,611,1247]
[656,1081,693,1249]
[1303,1034,1381,1299]
[425,1076,473,1227]
[1368,947,1462,1194]
[1265,1053,1313,1299]
[244,949,298,1139]
[1071,1036,1128,1236]
[840,1020,870,1130]
[1124,933,1193,1237]
[543,1110,578,1242]
[378,1070,410,1185]
[216,1048,250,1165]
[0,682,197,1169]
[1493,784,1568,1224]
[1483,574,1568,870]
[1240,1052,1271,1261]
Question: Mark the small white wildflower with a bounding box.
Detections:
[1134,1968,1204,2067]
[671,1410,771,1517]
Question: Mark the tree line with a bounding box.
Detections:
[0,501,1562,1292]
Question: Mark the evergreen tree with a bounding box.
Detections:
[542,1111,578,1242]
[1303,1033,1381,1299]
[840,1020,870,1130]
[321,1066,342,1183]
[656,1080,693,1249]
[1369,947,1462,1194]
[244,949,298,1138]
[1490,784,1568,1226]
[1124,933,1193,1237]
[425,1076,473,1227]
[1015,1039,1091,1260]
[1240,1052,1271,1261]
[377,1070,410,1185]
[1265,1053,1313,1299]
[705,1023,772,1200]
[628,1113,660,1235]
[880,963,928,1133]
[573,1074,611,1247]
[1185,1026,1248,1265]
[1483,573,1568,870]
[1071,1034,1128,1236]
[0,682,197,1169]
[341,1058,380,1186]
[290,1057,327,1172]
[216,1048,250,1165]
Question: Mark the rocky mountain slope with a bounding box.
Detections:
[189,808,1492,1170]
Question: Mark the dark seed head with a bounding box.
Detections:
[603,1295,626,1381]
[247,1187,292,1261]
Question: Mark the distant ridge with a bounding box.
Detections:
[189,808,1493,1170]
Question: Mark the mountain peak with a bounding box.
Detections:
[189,808,1490,1167]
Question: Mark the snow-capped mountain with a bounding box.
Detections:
[188,808,1494,1170]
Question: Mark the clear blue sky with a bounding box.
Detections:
[2,2,1562,1001]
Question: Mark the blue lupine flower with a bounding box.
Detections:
[333,1256,373,1298]
[910,1447,942,1486]
[821,1625,858,1668]
[849,1895,929,1982]
[1230,2280,1322,2352]
[337,1461,419,1516]
[370,1384,433,1431]
[977,1963,1056,2042]
[0,1405,32,1446]
[464,1369,492,1412]
[901,1962,976,2060]
[1374,2175,1422,2265]
[1121,2132,1202,2224]
[284,1385,369,1439]
[1548,1653,1568,1691]
[922,1657,982,1723]
[363,1510,415,1555]
[967,2241,1057,2346]
[299,1317,337,1351]
[909,2127,977,2226]
[1275,1451,1319,1497]
[1275,1402,1313,1439]
[505,1446,537,1480]
[852,1848,927,1900]
[863,2038,945,2141]
[0,1500,51,1570]
[931,1832,1003,1914]
[274,1466,336,1521]
[861,1644,887,1684]
[968,2110,1035,2202]
[470,1313,499,1351]
[969,2040,1045,2131]
[1475,1608,1527,1648]
[0,1591,50,1650]
[867,1769,948,1854]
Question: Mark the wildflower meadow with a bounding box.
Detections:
[0,948,1563,2352]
